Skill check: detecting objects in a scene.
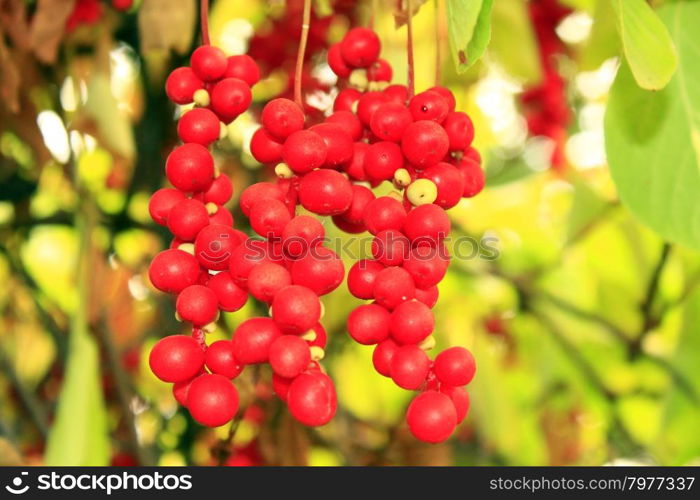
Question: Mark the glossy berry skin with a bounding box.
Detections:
[272,285,321,334]
[224,54,260,87]
[326,110,363,141]
[232,317,282,364]
[148,249,200,293]
[390,344,431,390]
[206,272,248,312]
[290,246,344,296]
[209,205,234,226]
[310,123,353,168]
[173,374,201,407]
[167,199,209,241]
[443,111,474,151]
[210,78,252,123]
[249,199,292,238]
[441,385,470,423]
[176,285,219,326]
[187,374,239,427]
[272,373,294,402]
[287,372,337,427]
[428,86,456,112]
[434,346,476,386]
[347,259,384,299]
[328,43,351,78]
[364,196,407,235]
[165,143,214,192]
[228,239,276,288]
[347,304,391,345]
[341,185,375,225]
[406,390,457,443]
[415,286,439,308]
[205,340,243,379]
[333,88,362,112]
[409,90,449,123]
[345,141,369,181]
[239,182,285,216]
[401,120,450,168]
[298,169,353,216]
[370,103,413,142]
[356,91,389,125]
[282,215,325,258]
[190,45,227,82]
[390,300,435,344]
[367,59,393,82]
[308,323,327,349]
[404,243,450,288]
[364,141,404,182]
[372,229,410,267]
[384,84,409,106]
[194,224,243,270]
[332,215,365,234]
[202,174,233,205]
[250,128,284,164]
[373,266,415,310]
[268,335,311,378]
[455,158,485,198]
[178,108,220,146]
[421,162,464,209]
[149,188,185,226]
[403,204,451,244]
[340,27,381,68]
[262,98,305,140]
[282,130,327,174]
[372,338,398,377]
[149,335,204,383]
[165,67,204,105]
[248,262,292,303]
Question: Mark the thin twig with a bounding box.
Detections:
[406,0,415,98]
[294,0,312,109]
[200,0,210,45]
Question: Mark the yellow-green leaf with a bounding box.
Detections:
[446,0,494,73]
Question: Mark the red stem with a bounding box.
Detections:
[200,0,210,46]
[406,0,415,98]
[294,0,312,109]
[192,328,207,350]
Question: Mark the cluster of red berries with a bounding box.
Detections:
[323,27,481,443]
[521,0,572,171]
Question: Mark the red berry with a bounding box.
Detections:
[282,130,327,174]
[224,54,260,87]
[464,146,481,164]
[344,141,369,181]
[347,259,384,299]
[149,188,185,226]
[434,346,476,386]
[167,198,209,241]
[372,338,398,377]
[372,229,410,267]
[282,215,325,258]
[420,162,464,209]
[248,262,292,303]
[347,304,391,345]
[455,158,485,198]
[177,108,220,146]
[409,90,449,123]
[240,182,286,216]
[441,385,470,423]
[209,205,234,226]
[341,184,375,224]
[290,246,344,296]
[232,317,282,364]
[333,88,362,112]
[269,335,311,378]
[374,266,415,310]
[390,300,435,344]
[310,123,353,168]
[229,239,277,287]
[287,372,337,426]
[262,98,305,140]
[173,373,201,407]
[443,111,474,151]
[165,67,204,105]
[415,286,439,308]
[327,43,351,78]
[384,84,409,106]
[165,143,215,192]
[272,373,294,402]
[148,249,200,294]
[356,91,389,125]
[206,272,248,312]
[340,27,381,68]
[403,204,451,243]
[194,224,243,270]
[205,340,243,379]
[370,103,413,142]
[202,174,233,205]
[210,78,252,123]
[250,128,284,164]
[326,110,363,141]
[332,215,366,234]
[390,344,430,390]
[190,45,227,82]
[249,198,292,238]
[406,390,457,443]
[427,86,456,112]
[187,374,239,427]
[176,284,218,326]
[308,323,327,349]
[298,169,353,216]
[363,196,406,235]
[271,285,321,334]
[401,120,449,168]
[367,59,392,82]
[364,141,404,182]
[149,335,204,382]
[404,243,450,288]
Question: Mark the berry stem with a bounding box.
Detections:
[294,0,313,109]
[406,0,416,98]
[192,327,207,350]
[200,0,211,46]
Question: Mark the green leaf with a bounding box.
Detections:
[605,1,700,249]
[611,0,677,90]
[489,0,542,84]
[445,0,494,73]
[580,0,620,71]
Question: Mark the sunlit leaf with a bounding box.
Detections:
[489,0,541,84]
[445,0,494,73]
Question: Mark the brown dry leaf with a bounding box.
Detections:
[0,28,20,113]
[138,0,196,55]
[29,0,76,64]
[394,0,430,28]
[0,0,30,50]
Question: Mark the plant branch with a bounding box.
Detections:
[406,0,415,98]
[294,0,312,109]
[200,0,210,45]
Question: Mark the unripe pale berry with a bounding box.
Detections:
[347,303,391,345]
[347,259,384,299]
[149,188,186,226]
[406,178,438,206]
[272,285,321,334]
[190,45,227,82]
[194,224,243,270]
[373,266,415,310]
[187,374,239,427]
[364,141,404,182]
[370,103,413,142]
[340,27,381,68]
[390,344,431,390]
[149,335,204,382]
[224,54,260,87]
[165,143,215,192]
[390,300,435,344]
[239,182,286,216]
[206,271,248,312]
[309,123,354,168]
[403,204,451,243]
[372,338,399,377]
[298,169,353,216]
[409,90,449,123]
[165,67,204,105]
[262,98,305,140]
[269,335,311,379]
[290,246,344,296]
[250,128,284,164]
[401,120,450,168]
[282,215,325,258]
[282,130,327,174]
[372,229,410,267]
[287,371,337,427]
[205,340,243,379]
[210,77,252,123]
[167,198,210,241]
[328,42,352,78]
[248,262,292,303]
[406,390,457,443]
[249,198,292,238]
[178,108,221,146]
[363,196,407,235]
[176,284,219,326]
[232,317,282,364]
[434,346,476,386]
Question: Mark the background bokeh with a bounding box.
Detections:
[0,0,699,466]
